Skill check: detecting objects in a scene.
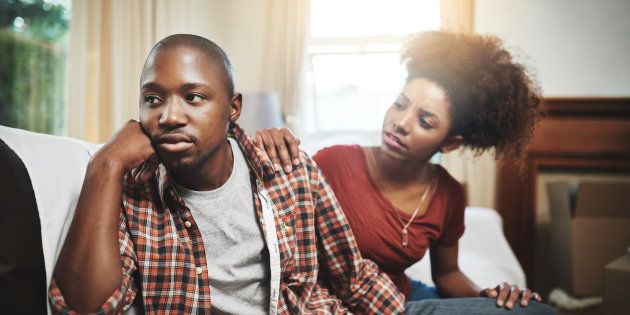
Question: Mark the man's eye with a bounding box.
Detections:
[185,94,203,102]
[145,95,159,104]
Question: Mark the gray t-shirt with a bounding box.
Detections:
[175,138,270,315]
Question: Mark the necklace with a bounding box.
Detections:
[366,148,437,247]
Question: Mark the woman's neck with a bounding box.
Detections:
[371,147,432,186]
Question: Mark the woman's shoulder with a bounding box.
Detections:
[313,144,363,163]
[433,164,466,199]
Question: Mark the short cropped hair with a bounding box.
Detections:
[142,34,235,98]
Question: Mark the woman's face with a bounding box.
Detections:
[380,77,456,162]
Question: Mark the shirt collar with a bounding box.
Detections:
[156,122,275,203]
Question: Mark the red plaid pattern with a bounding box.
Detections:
[48,123,404,314]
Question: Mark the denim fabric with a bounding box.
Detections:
[404,297,557,315]
[408,279,441,301]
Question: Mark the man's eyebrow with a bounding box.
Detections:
[180,82,213,91]
[140,82,165,93]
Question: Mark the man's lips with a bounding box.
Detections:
[383,132,406,150]
[157,134,194,153]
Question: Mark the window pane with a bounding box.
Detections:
[0,0,71,134]
[311,0,440,38]
[311,53,405,131]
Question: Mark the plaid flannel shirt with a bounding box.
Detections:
[49,123,404,314]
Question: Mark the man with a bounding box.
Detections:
[48,34,404,314]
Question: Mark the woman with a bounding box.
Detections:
[254,31,550,312]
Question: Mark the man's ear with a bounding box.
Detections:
[440,135,463,154]
[229,92,243,122]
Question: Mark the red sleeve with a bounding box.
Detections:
[436,175,466,246]
[312,145,338,171]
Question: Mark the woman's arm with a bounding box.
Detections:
[431,241,542,309]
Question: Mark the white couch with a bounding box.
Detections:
[0,126,525,314]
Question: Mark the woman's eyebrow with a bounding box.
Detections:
[398,93,411,103]
[419,108,437,118]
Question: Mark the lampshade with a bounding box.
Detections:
[237,92,284,136]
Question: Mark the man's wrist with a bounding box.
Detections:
[88,154,127,177]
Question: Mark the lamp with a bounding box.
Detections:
[237,92,284,136]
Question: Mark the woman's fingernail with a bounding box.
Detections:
[497,301,504,307]
[293,158,300,165]
[506,302,512,309]
[274,163,281,172]
[284,165,292,173]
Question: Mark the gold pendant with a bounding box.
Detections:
[402,229,408,247]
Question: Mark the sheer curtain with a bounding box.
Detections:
[439,0,497,209]
[260,0,310,129]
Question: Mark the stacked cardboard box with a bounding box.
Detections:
[547,182,630,296]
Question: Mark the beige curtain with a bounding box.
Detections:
[439,0,497,209]
[65,0,219,143]
[261,0,310,128]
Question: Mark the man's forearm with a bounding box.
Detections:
[53,157,127,312]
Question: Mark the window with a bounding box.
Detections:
[0,0,71,134]
[304,0,440,135]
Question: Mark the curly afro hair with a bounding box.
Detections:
[402,31,542,159]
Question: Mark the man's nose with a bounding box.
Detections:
[158,99,188,129]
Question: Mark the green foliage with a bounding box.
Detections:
[0,0,69,134]
[0,0,70,42]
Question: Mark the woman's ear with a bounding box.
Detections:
[440,135,463,154]
[229,92,243,122]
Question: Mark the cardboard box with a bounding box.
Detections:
[603,253,630,315]
[547,182,630,296]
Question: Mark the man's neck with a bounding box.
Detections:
[173,140,234,191]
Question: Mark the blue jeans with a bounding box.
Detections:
[404,298,557,315]
[408,280,441,301]
[405,280,557,314]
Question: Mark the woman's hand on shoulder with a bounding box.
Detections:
[253,127,301,173]
[480,282,542,309]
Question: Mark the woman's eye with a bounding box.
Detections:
[419,118,433,129]
[393,102,404,109]
[185,94,203,102]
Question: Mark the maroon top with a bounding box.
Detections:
[313,145,466,297]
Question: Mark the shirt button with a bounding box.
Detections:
[184,221,192,228]
[196,266,203,275]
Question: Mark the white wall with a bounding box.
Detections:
[474,0,630,96]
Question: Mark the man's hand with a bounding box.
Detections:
[481,282,542,309]
[52,120,156,312]
[93,119,157,182]
[253,127,301,173]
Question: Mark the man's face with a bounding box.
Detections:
[139,46,238,172]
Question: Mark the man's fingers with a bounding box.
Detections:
[138,156,158,183]
[271,129,293,173]
[134,160,149,183]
